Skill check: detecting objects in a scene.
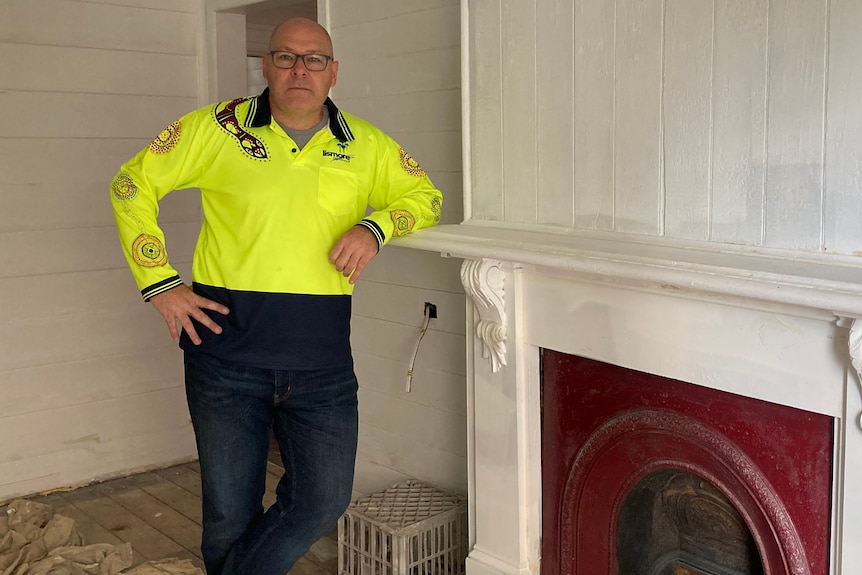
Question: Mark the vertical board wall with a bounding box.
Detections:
[468,0,862,256]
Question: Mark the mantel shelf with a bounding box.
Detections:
[393,222,862,319]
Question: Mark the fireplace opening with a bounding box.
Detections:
[541,349,833,575]
[617,469,763,575]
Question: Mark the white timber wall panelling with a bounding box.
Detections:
[711,0,767,245]
[573,0,614,231]
[468,0,862,257]
[0,0,202,501]
[825,0,862,255]
[614,0,663,236]
[468,0,503,222]
[501,1,537,225]
[329,0,467,495]
[536,1,574,228]
[764,0,826,251]
[663,0,712,240]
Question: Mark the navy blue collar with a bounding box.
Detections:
[247,88,353,143]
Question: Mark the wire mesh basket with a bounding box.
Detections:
[338,480,468,575]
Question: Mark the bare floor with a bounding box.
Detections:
[1,441,338,574]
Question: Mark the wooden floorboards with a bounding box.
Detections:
[1,451,339,574]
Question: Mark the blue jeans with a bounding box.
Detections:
[184,352,358,575]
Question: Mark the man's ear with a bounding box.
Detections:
[261,52,272,83]
[330,60,339,88]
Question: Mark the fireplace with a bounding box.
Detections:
[617,469,762,575]
[541,351,833,575]
[398,224,862,575]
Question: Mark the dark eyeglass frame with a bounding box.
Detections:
[267,51,333,71]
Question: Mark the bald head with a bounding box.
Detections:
[269,17,334,57]
[262,17,339,130]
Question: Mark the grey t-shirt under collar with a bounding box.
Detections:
[277,106,330,150]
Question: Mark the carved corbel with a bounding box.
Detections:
[847,318,862,429]
[461,259,507,372]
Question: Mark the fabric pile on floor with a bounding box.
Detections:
[0,499,203,575]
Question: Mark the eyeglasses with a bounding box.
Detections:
[267,51,332,71]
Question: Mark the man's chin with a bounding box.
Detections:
[281,90,318,104]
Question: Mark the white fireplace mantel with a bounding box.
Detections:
[396,222,862,575]
[398,223,862,321]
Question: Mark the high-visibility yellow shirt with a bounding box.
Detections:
[110,92,442,368]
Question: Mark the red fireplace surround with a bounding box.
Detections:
[541,350,833,575]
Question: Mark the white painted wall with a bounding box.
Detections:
[0,0,467,503]
[467,0,862,256]
[0,0,202,501]
[327,0,468,496]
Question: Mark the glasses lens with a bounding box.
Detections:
[272,52,297,69]
[304,55,328,71]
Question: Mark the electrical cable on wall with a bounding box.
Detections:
[406,303,436,392]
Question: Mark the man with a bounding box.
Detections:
[110,17,442,575]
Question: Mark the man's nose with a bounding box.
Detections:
[291,60,310,75]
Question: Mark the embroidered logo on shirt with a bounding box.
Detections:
[430,197,442,223]
[391,210,416,237]
[111,173,138,201]
[132,234,168,267]
[323,150,353,162]
[214,98,268,160]
[399,148,426,177]
[149,120,182,154]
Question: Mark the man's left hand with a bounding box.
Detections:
[329,226,379,284]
